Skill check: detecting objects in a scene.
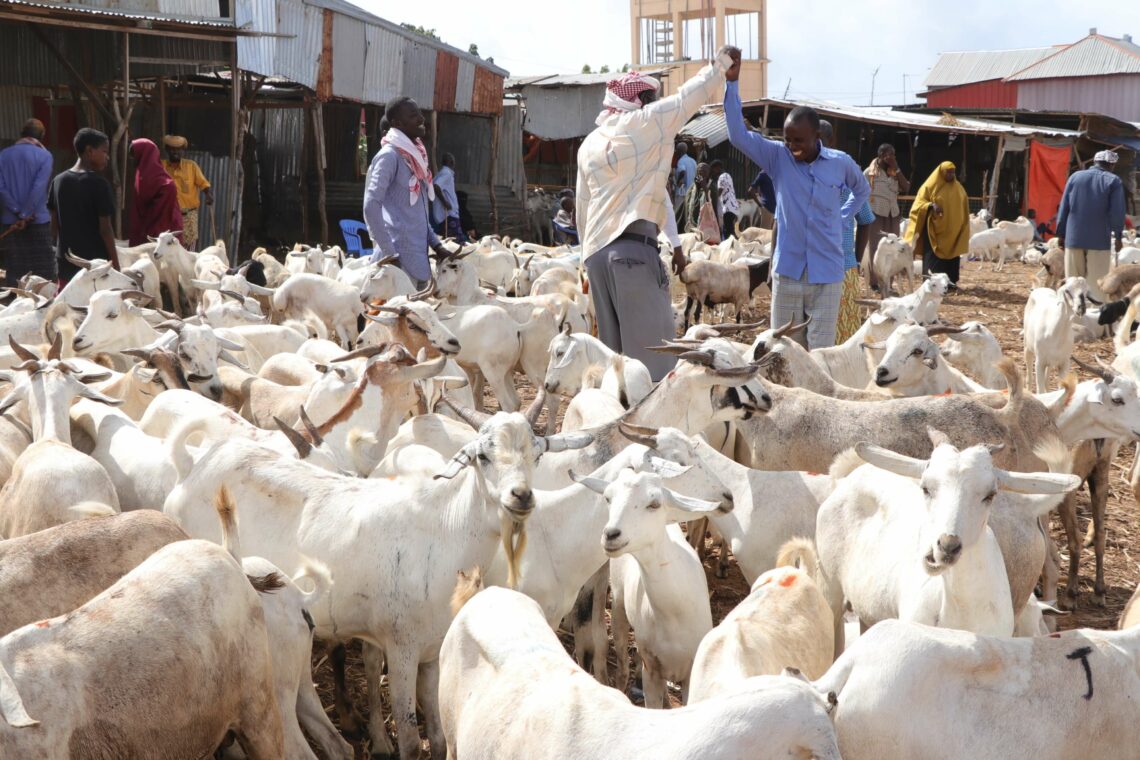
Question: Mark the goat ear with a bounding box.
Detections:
[922,351,939,370]
[854,442,926,479]
[0,385,25,415]
[926,428,952,448]
[541,432,593,453]
[568,469,610,495]
[995,470,1081,496]
[640,455,691,480]
[434,444,477,480]
[76,384,123,406]
[218,350,249,370]
[662,487,723,515]
[215,335,245,351]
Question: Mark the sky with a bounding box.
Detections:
[356,0,1140,106]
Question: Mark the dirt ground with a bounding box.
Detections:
[310,254,1140,757]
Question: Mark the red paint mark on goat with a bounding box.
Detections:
[778,573,797,588]
[807,471,822,477]
[34,620,49,628]
[937,389,952,397]
[757,576,773,587]
[1049,632,1062,638]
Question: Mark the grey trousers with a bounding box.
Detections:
[771,270,843,350]
[586,237,677,381]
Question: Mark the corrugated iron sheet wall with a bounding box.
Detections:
[925,80,1020,110]
[1017,75,1140,125]
[519,84,605,140]
[363,24,404,105]
[434,51,458,112]
[331,13,367,101]
[131,35,228,78]
[275,1,322,90]
[497,102,525,194]
[0,87,42,143]
[472,67,503,115]
[236,0,277,78]
[401,40,436,109]
[455,59,475,112]
[46,0,223,18]
[0,24,117,88]
[181,150,234,245]
[249,107,305,243]
[438,112,492,185]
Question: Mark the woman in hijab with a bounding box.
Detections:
[128,138,182,247]
[904,160,970,287]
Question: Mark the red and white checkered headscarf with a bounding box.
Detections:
[596,72,661,125]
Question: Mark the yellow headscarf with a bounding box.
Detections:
[904,160,970,260]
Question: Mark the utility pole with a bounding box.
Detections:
[782,77,791,98]
[870,65,880,106]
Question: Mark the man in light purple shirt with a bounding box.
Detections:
[363,97,449,287]
[0,118,55,285]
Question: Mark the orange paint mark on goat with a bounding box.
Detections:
[1049,632,1062,638]
[757,575,774,587]
[34,620,49,628]
[937,389,952,397]
[807,471,822,477]
[778,572,797,588]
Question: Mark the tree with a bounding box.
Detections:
[621,63,630,73]
[599,64,610,74]
[581,64,592,74]
[400,23,439,40]
[468,43,479,56]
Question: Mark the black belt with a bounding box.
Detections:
[616,232,658,248]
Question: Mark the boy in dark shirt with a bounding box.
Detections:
[48,128,119,283]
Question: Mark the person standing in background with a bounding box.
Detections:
[431,152,467,243]
[0,119,55,285]
[715,159,739,240]
[363,96,450,288]
[863,143,909,293]
[161,135,211,251]
[128,138,182,247]
[1057,149,1125,302]
[577,54,730,380]
[904,161,970,288]
[49,128,119,282]
[723,48,869,349]
[673,141,697,211]
[678,161,710,234]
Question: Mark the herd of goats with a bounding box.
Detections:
[2,215,1140,759]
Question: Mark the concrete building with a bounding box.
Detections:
[629,0,766,102]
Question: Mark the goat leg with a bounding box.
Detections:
[328,643,368,742]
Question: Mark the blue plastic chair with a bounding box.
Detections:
[339,219,373,259]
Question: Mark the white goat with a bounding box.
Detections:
[867,324,991,395]
[871,233,915,295]
[543,326,653,408]
[679,258,770,327]
[939,321,1006,388]
[1023,276,1091,392]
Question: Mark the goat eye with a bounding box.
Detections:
[984,492,997,503]
[1112,395,1125,406]
[911,348,923,356]
[647,501,661,510]
[477,452,490,463]
[105,312,118,320]
[921,486,931,497]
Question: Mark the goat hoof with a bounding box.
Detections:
[1092,591,1106,608]
[716,565,729,580]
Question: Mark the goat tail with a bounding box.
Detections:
[166,417,209,483]
[1116,298,1140,352]
[67,502,117,521]
[450,566,485,617]
[1033,435,1073,475]
[214,485,242,562]
[610,354,630,408]
[292,556,333,610]
[1045,374,1078,420]
[776,537,822,584]
[995,357,1023,412]
[828,447,864,481]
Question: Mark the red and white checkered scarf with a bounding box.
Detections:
[595,72,660,125]
[381,127,435,207]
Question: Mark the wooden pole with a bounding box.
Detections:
[313,102,328,245]
[430,110,439,171]
[987,136,1006,215]
[488,113,500,234]
[158,76,167,139]
[301,101,311,243]
[1022,141,1032,216]
[117,32,130,239]
[227,45,241,260]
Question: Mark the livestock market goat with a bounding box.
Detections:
[870,233,914,295]
[679,258,771,328]
[439,586,842,760]
[1023,276,1093,393]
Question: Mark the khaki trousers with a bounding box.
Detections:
[1064,248,1110,301]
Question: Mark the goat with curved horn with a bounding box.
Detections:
[331,343,392,363]
[617,420,659,447]
[298,405,326,445]
[924,324,966,338]
[273,416,312,458]
[438,393,493,430]
[523,388,548,433]
[64,251,92,270]
[408,275,436,302]
[1071,355,1116,383]
[708,320,766,334]
[8,336,39,363]
[773,314,812,339]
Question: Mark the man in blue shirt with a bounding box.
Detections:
[1057,149,1126,302]
[0,119,55,285]
[723,48,870,348]
[431,152,467,243]
[673,142,697,211]
[364,96,450,287]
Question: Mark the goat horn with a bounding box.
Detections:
[372,305,409,316]
[523,388,547,432]
[861,341,887,351]
[925,324,966,337]
[617,420,658,447]
[678,350,717,367]
[218,289,246,304]
[8,336,38,363]
[298,406,325,445]
[373,254,399,268]
[1071,355,1116,383]
[273,417,312,458]
[770,317,795,339]
[854,298,882,306]
[408,276,436,302]
[13,359,42,373]
[114,289,154,304]
[708,320,766,334]
[332,343,390,362]
[120,348,154,362]
[438,393,493,430]
[0,287,36,301]
[65,251,92,269]
[46,332,62,362]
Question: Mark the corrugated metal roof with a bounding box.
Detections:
[506,67,674,89]
[680,97,1080,148]
[330,12,366,101]
[435,50,458,112]
[302,0,509,77]
[455,58,475,112]
[274,0,321,90]
[924,47,1055,88]
[401,38,436,108]
[1006,35,1140,81]
[362,23,403,105]
[0,0,238,29]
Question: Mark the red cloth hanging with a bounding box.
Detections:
[1027,141,1070,238]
